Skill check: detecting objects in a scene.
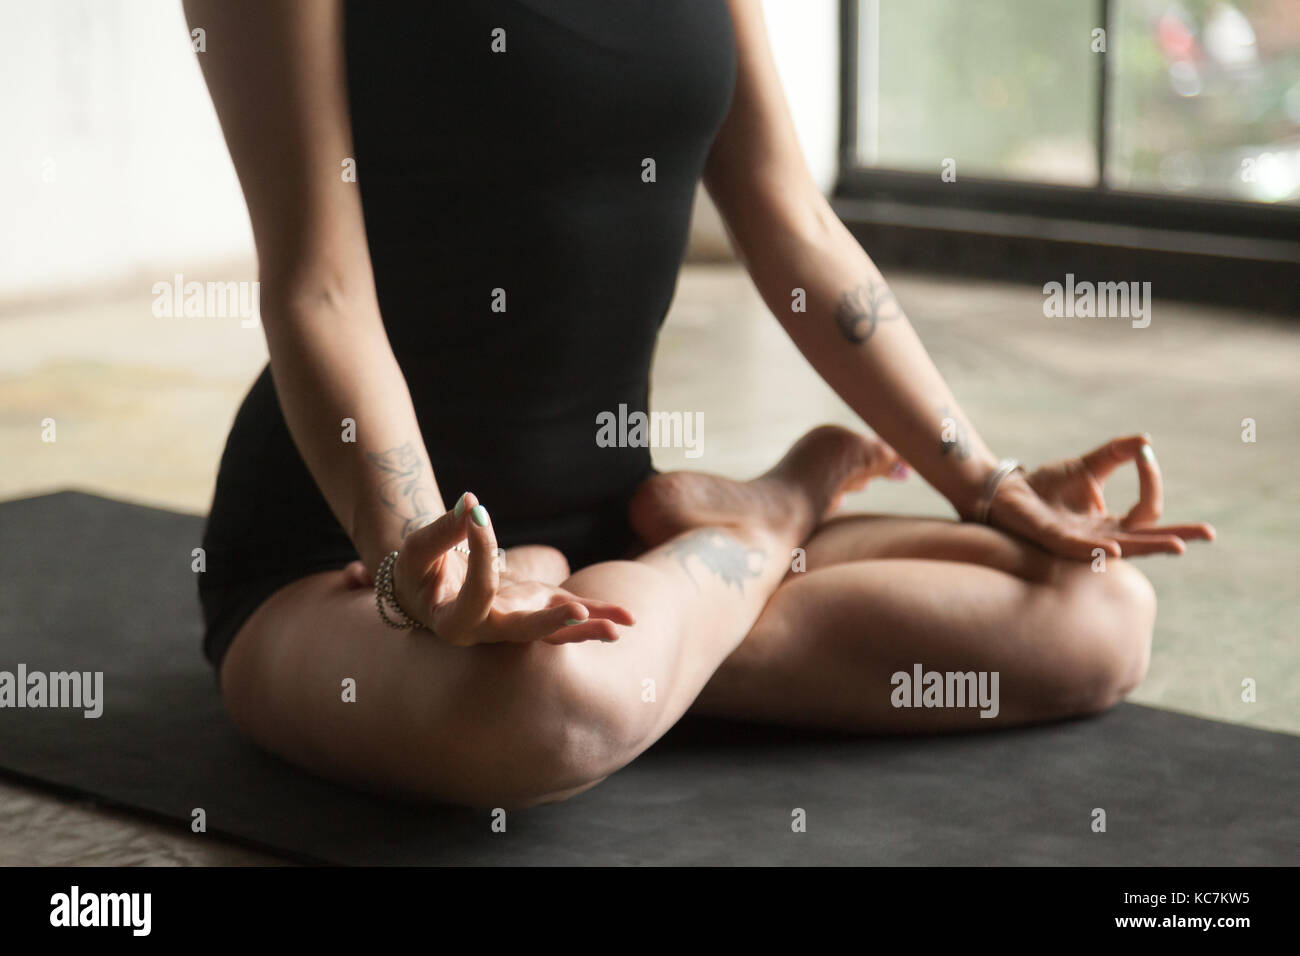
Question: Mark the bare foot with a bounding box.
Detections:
[628,424,904,549]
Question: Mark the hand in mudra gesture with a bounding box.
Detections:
[346,493,633,645]
[985,435,1215,561]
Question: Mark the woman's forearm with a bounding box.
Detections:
[261,285,446,572]
[182,0,444,570]
[723,194,999,517]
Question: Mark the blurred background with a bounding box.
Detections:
[858,0,1300,200]
[2,0,1296,301]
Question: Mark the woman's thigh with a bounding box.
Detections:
[218,523,791,808]
[692,513,1157,731]
[218,570,610,808]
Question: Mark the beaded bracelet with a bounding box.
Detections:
[374,550,422,630]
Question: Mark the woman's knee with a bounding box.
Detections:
[1048,558,1156,715]
[436,642,655,808]
[222,616,653,810]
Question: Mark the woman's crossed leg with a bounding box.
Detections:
[217,428,871,808]
[219,426,1157,808]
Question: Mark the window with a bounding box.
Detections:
[855,0,1100,186]
[1110,0,1300,203]
[842,0,1300,223]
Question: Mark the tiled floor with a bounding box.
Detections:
[2,262,1296,864]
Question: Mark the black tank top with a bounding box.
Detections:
[343,0,736,556]
[201,0,737,628]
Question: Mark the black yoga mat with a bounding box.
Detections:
[0,490,1296,865]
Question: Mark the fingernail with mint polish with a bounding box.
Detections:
[453,493,468,518]
[1140,443,1156,463]
[471,504,489,527]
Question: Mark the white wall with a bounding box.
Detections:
[0,0,840,301]
[690,0,841,258]
[0,0,253,305]
[761,0,842,193]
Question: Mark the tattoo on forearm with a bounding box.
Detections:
[937,405,971,461]
[834,277,905,344]
[366,442,440,537]
[663,529,766,593]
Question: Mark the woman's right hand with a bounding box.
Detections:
[387,493,634,646]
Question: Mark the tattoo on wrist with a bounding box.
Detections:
[366,441,439,537]
[834,277,905,344]
[938,405,972,461]
[663,529,766,593]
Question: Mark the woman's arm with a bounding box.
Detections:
[705,1,996,519]
[185,1,632,644]
[184,0,442,571]
[705,1,1212,559]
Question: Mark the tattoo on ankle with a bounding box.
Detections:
[664,529,766,592]
[834,277,904,344]
[366,442,440,537]
[938,405,971,460]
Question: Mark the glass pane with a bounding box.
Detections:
[1110,0,1300,203]
[855,0,1100,185]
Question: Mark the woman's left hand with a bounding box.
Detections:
[985,434,1215,561]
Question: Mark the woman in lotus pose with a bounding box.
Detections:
[188,0,1212,807]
